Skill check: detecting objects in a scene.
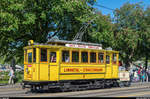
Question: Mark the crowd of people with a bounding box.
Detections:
[130,67,150,82]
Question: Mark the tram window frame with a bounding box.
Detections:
[50,52,56,63]
[98,53,104,64]
[112,53,117,64]
[40,48,47,62]
[28,52,32,63]
[33,48,36,63]
[62,50,70,63]
[106,55,110,64]
[81,52,88,63]
[24,50,27,62]
[72,51,79,63]
[90,52,96,63]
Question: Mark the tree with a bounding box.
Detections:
[140,7,150,70]
[83,11,114,48]
[113,2,146,70]
[0,0,96,64]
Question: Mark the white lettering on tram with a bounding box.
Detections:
[65,44,102,50]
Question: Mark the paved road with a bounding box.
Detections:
[0,82,150,97]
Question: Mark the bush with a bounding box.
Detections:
[0,71,9,84]
[15,71,24,83]
[0,70,23,84]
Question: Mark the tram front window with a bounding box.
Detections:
[33,48,36,62]
[28,53,32,63]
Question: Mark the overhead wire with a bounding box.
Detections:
[73,3,115,41]
[94,4,115,11]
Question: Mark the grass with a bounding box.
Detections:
[0,80,8,84]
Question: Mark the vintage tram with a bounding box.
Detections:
[22,39,130,91]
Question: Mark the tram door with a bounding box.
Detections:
[105,52,112,79]
[49,49,59,81]
[112,53,119,78]
[24,49,33,81]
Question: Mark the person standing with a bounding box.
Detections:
[145,69,149,82]
[142,71,145,82]
[138,68,141,82]
[148,69,150,82]
[8,67,14,85]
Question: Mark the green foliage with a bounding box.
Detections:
[0,0,96,64]
[1,0,150,71]
[14,71,23,83]
[0,71,23,84]
[0,71,9,83]
[113,2,150,69]
[87,13,114,48]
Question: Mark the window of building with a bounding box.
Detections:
[98,53,104,63]
[113,53,117,64]
[81,52,88,63]
[33,48,36,62]
[72,51,79,62]
[41,48,47,62]
[28,52,32,63]
[50,52,56,62]
[106,55,110,64]
[62,51,70,62]
[90,52,96,63]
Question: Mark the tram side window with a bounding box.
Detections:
[72,51,79,62]
[50,52,56,62]
[62,51,69,62]
[98,53,104,63]
[81,52,88,63]
[113,53,117,64]
[90,52,96,63]
[28,52,32,63]
[106,55,110,64]
[33,48,36,62]
[41,48,47,62]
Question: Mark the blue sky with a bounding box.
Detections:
[94,0,150,18]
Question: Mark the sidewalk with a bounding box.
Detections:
[131,82,150,87]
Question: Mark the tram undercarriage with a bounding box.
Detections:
[22,79,130,92]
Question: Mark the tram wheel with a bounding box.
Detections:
[119,82,124,87]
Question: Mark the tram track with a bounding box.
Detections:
[69,86,150,97]
[1,82,150,97]
[24,84,150,97]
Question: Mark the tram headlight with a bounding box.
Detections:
[28,40,34,46]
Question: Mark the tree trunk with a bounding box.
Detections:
[125,60,132,71]
[145,54,148,71]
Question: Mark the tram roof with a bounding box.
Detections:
[47,39,102,47]
[24,39,119,53]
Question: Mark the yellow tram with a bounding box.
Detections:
[22,39,129,91]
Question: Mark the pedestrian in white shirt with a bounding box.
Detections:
[8,67,14,85]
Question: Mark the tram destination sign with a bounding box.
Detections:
[65,44,102,50]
